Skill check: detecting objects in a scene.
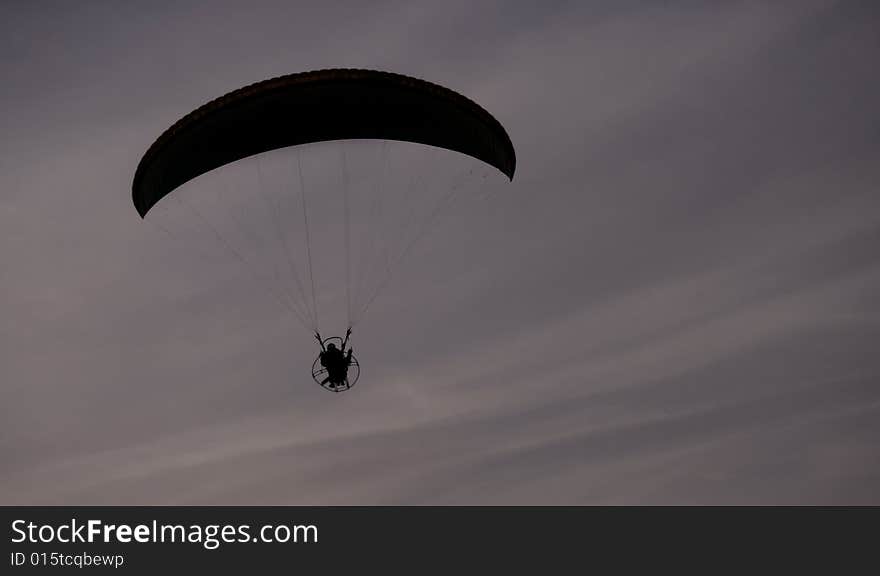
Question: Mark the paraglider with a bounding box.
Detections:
[132,69,515,392]
[313,328,357,392]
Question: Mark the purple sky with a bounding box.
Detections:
[2,0,879,504]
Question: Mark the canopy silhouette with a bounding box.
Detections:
[132,68,516,217]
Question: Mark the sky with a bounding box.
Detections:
[2,0,879,504]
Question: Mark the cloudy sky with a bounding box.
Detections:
[2,0,879,504]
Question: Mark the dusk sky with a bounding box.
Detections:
[2,0,879,504]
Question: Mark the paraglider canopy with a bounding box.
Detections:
[132,68,516,218]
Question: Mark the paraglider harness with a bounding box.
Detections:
[312,328,359,392]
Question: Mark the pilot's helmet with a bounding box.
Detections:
[327,343,337,351]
